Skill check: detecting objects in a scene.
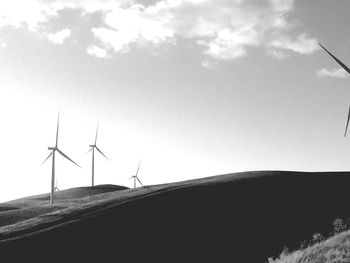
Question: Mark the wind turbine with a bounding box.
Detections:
[319,43,350,137]
[42,113,81,204]
[130,160,143,188]
[87,123,109,187]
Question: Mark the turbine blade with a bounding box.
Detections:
[86,148,93,155]
[95,122,99,145]
[57,149,81,168]
[344,105,350,137]
[41,152,53,166]
[135,160,141,177]
[319,43,350,75]
[137,177,143,186]
[96,146,109,161]
[55,112,60,147]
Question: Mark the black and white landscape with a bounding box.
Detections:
[0,1,350,262]
[1,171,350,262]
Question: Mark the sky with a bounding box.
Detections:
[0,0,350,202]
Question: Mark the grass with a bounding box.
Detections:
[0,185,128,228]
[0,205,65,227]
[269,224,350,263]
[0,205,18,212]
[6,184,127,207]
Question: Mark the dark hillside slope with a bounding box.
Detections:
[1,171,350,262]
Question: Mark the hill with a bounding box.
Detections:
[1,171,350,262]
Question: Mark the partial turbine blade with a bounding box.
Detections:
[319,43,350,75]
[41,152,53,166]
[344,105,350,137]
[135,160,141,177]
[55,112,60,147]
[137,177,143,186]
[96,146,109,161]
[95,122,99,145]
[57,149,81,168]
[86,148,93,155]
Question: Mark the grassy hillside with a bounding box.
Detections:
[5,184,128,207]
[270,230,350,263]
[1,171,350,262]
[0,185,128,227]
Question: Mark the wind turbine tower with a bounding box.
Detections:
[42,113,81,204]
[319,43,350,136]
[88,123,109,187]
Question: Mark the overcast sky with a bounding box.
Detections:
[0,0,350,202]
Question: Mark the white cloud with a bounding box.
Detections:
[197,24,260,60]
[47,28,71,44]
[86,45,108,58]
[317,68,350,79]
[0,0,129,31]
[268,49,289,59]
[0,0,319,61]
[269,33,319,55]
[49,0,133,13]
[269,0,294,12]
[0,0,51,30]
[91,27,131,53]
[201,60,214,69]
[89,0,318,60]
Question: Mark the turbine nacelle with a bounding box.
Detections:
[48,146,57,151]
[130,175,143,188]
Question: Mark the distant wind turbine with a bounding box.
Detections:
[87,123,109,187]
[42,113,81,204]
[319,43,350,137]
[130,160,143,188]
